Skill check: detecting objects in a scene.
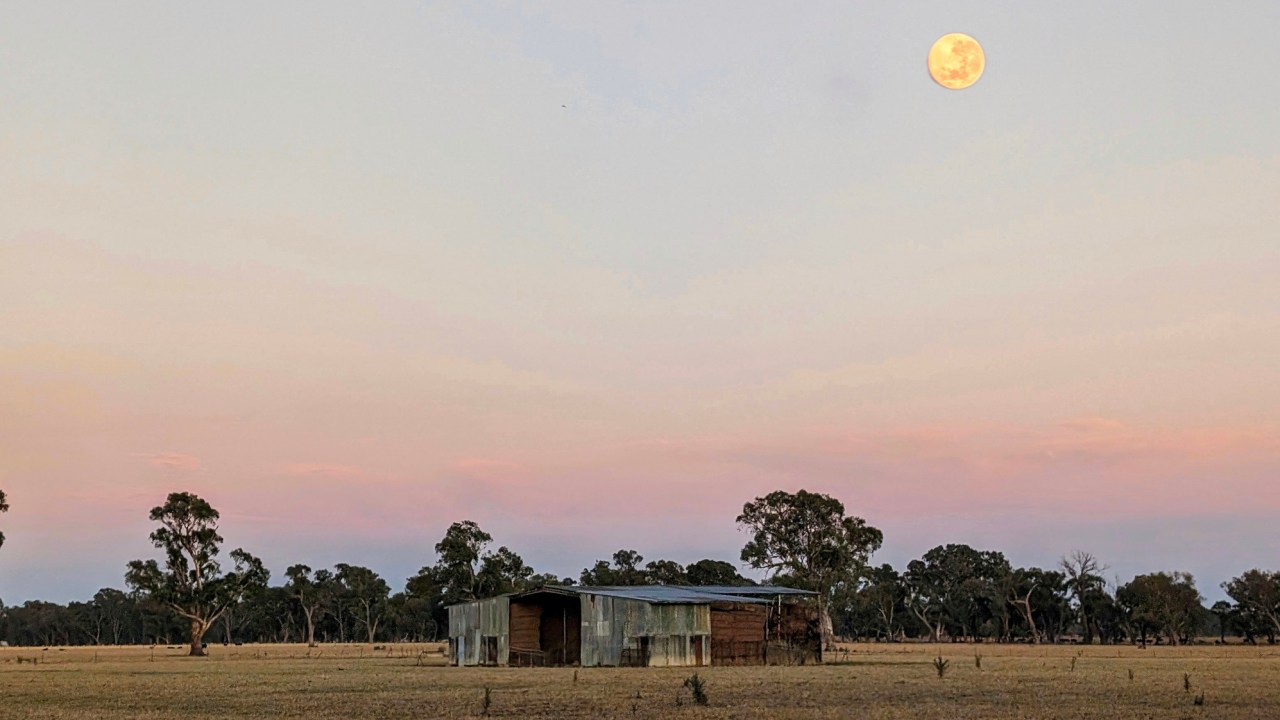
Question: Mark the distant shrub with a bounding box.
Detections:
[683,673,708,706]
[933,656,950,679]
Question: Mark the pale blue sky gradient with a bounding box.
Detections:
[2,2,1278,602]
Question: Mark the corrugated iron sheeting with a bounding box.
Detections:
[529,584,770,605]
[691,585,817,597]
[447,595,510,666]
[580,594,711,667]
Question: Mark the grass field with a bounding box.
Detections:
[2,642,1279,719]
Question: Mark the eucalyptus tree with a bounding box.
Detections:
[1005,567,1070,643]
[643,559,688,586]
[477,546,535,596]
[89,588,134,645]
[1061,551,1108,643]
[685,559,753,586]
[1116,572,1203,646]
[1223,570,1280,642]
[737,490,884,646]
[334,563,389,643]
[904,544,1010,642]
[433,520,493,602]
[285,565,336,647]
[580,549,650,586]
[124,492,268,656]
[857,564,907,641]
[1210,600,1235,644]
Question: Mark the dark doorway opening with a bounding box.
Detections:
[621,636,650,667]
[509,591,582,666]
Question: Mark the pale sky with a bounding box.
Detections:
[2,2,1278,603]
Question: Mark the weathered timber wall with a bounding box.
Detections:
[710,602,767,665]
[508,601,541,654]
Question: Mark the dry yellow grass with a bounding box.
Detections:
[2,642,1279,718]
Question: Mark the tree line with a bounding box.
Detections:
[0,489,1277,653]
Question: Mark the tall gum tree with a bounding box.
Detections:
[1061,550,1108,644]
[737,489,883,647]
[285,565,335,647]
[125,492,268,656]
[1223,570,1280,641]
[335,564,389,643]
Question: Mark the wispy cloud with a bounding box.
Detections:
[276,463,366,480]
[1059,417,1130,434]
[135,452,201,471]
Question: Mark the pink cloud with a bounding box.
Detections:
[453,458,524,478]
[1058,417,1131,434]
[277,463,366,479]
[136,452,201,471]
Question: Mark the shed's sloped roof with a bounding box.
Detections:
[512,584,815,605]
[687,585,816,597]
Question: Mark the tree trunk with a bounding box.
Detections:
[1013,595,1040,644]
[189,619,208,657]
[819,605,835,650]
[304,607,317,647]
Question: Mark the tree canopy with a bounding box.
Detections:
[738,489,883,646]
[1116,571,1203,646]
[737,490,883,594]
[1223,570,1280,642]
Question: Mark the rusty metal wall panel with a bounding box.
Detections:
[578,592,711,667]
[447,597,510,666]
[636,603,710,636]
[579,593,623,667]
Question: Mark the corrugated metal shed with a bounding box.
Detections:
[446,584,820,668]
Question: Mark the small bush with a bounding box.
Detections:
[683,673,709,706]
[1194,692,1205,706]
[933,656,950,679]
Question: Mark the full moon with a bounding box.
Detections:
[928,33,985,90]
